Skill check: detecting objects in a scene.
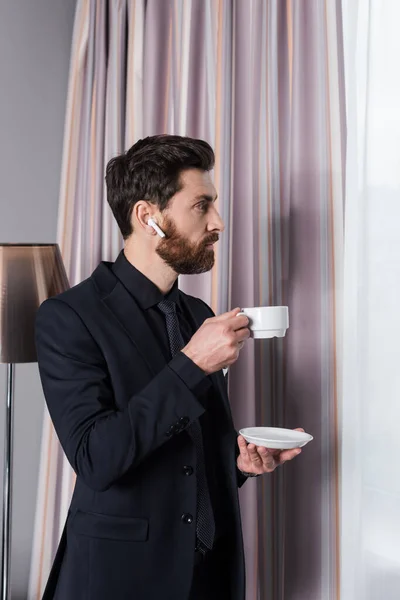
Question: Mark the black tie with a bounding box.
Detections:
[157,299,215,552]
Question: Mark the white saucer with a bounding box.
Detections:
[239,427,313,450]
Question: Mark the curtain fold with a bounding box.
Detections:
[341,1,400,598]
[29,2,345,598]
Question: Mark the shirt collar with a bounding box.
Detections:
[112,250,181,310]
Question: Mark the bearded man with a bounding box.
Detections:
[36,135,302,600]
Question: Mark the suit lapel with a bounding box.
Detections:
[101,279,167,377]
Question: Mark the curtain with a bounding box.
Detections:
[341,1,400,598]
[28,2,146,596]
[29,1,346,598]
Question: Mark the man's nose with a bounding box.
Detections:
[207,207,225,233]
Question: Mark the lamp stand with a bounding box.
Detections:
[1,364,14,600]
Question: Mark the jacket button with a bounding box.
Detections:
[166,425,175,437]
[182,465,193,476]
[181,513,194,524]
[179,416,190,427]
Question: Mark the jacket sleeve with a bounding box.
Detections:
[196,299,248,487]
[35,298,205,492]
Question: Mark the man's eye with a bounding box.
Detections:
[196,203,208,212]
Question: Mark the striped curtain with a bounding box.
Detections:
[29,1,346,599]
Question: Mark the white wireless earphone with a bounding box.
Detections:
[147,218,166,238]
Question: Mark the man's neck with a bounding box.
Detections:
[123,238,178,295]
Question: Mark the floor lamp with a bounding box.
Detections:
[0,244,69,599]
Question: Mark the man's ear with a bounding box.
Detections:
[134,201,159,236]
[147,218,166,238]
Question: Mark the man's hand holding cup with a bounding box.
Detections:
[182,308,249,375]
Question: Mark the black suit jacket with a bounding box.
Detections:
[36,258,247,600]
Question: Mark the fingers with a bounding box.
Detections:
[238,436,265,467]
[248,443,301,468]
[278,448,302,463]
[248,444,276,470]
[221,314,249,333]
[237,435,249,460]
[232,315,250,331]
[237,436,303,475]
[216,308,250,331]
[216,307,243,321]
[257,445,302,469]
[238,438,263,467]
[235,326,251,342]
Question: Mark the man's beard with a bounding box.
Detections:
[155,215,219,275]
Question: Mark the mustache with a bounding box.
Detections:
[202,234,219,245]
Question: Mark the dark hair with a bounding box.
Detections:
[105,134,215,239]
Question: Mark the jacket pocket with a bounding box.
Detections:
[71,509,149,542]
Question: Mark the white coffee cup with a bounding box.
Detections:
[237,306,289,339]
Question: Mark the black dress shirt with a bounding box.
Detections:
[112,251,229,542]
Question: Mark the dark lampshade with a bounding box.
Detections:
[0,244,69,364]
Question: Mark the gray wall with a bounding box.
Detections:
[0,0,76,597]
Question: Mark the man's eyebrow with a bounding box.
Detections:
[193,194,218,203]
